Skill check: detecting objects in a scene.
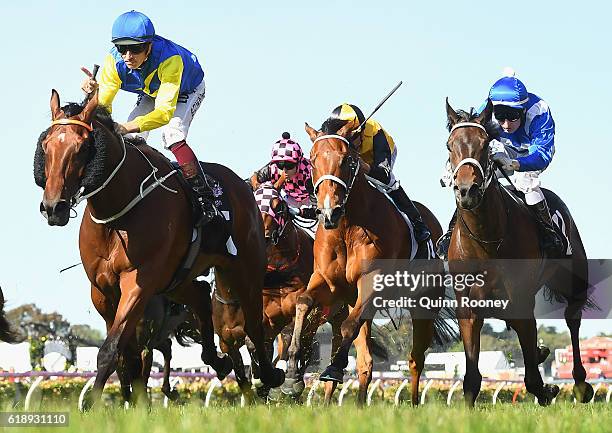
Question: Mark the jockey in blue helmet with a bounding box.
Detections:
[437,69,565,259]
[81,11,217,225]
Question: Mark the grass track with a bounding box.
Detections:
[4,402,610,433]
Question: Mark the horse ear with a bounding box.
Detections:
[336,122,355,139]
[50,89,63,120]
[305,122,319,142]
[476,98,493,125]
[79,90,99,123]
[446,97,460,128]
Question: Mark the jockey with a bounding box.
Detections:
[437,69,565,259]
[328,104,431,244]
[250,132,318,220]
[80,10,216,224]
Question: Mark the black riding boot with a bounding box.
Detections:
[181,161,218,226]
[436,210,457,261]
[529,200,566,258]
[388,187,431,243]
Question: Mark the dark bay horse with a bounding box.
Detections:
[34,90,283,407]
[0,287,18,343]
[445,99,593,405]
[284,120,451,405]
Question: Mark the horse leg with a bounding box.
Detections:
[323,305,346,405]
[221,339,255,403]
[409,319,435,406]
[509,319,559,406]
[217,269,284,388]
[354,321,373,406]
[89,273,153,408]
[459,316,483,407]
[180,279,234,379]
[565,304,594,402]
[320,303,365,385]
[156,338,180,401]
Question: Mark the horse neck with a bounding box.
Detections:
[456,181,507,249]
[86,125,145,220]
[268,221,299,263]
[344,172,371,223]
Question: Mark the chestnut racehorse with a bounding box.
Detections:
[445,99,593,405]
[34,90,283,407]
[284,119,452,405]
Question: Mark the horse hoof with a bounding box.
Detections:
[167,390,180,401]
[537,345,551,364]
[252,378,263,388]
[215,355,234,380]
[256,384,271,399]
[262,367,285,388]
[573,382,594,403]
[280,378,298,396]
[538,384,560,406]
[319,366,344,383]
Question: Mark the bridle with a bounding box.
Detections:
[448,122,495,199]
[46,118,178,224]
[447,121,508,249]
[311,134,360,212]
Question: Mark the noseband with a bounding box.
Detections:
[448,122,495,196]
[312,134,360,210]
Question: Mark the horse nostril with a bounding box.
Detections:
[54,200,69,215]
[459,186,469,198]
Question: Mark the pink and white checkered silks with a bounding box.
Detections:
[270,138,312,203]
[254,182,286,227]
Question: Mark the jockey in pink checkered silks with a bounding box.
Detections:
[249,132,318,220]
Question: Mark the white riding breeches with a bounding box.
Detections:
[126,80,206,149]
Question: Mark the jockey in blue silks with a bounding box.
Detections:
[437,69,565,259]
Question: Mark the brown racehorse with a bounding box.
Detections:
[34,90,284,407]
[0,287,18,343]
[445,99,594,405]
[284,119,451,405]
[253,181,384,403]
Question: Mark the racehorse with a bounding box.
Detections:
[34,90,284,407]
[284,119,453,405]
[0,287,18,343]
[444,99,594,405]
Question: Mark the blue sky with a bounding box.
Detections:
[0,1,610,336]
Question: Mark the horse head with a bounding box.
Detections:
[254,182,289,245]
[445,98,497,210]
[35,89,99,226]
[306,118,360,229]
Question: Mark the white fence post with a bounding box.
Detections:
[492,381,507,405]
[338,379,354,406]
[420,379,433,405]
[367,378,381,406]
[446,380,462,406]
[24,376,44,410]
[204,377,222,407]
[306,379,320,407]
[394,379,410,406]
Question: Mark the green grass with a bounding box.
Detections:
[3,402,610,433]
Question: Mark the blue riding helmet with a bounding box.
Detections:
[111,10,155,45]
[488,75,529,109]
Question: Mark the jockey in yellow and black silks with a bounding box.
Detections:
[81,10,217,225]
[328,104,431,244]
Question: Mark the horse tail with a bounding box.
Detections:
[0,289,18,343]
[173,313,202,347]
[432,305,460,346]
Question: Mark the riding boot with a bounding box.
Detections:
[529,200,566,258]
[388,187,431,243]
[180,160,218,226]
[436,211,457,261]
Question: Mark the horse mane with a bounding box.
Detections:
[447,109,501,139]
[320,117,349,135]
[34,100,166,192]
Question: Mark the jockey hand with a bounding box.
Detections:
[492,153,520,172]
[115,121,141,135]
[300,207,318,220]
[80,66,99,94]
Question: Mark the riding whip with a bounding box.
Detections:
[356,81,403,132]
